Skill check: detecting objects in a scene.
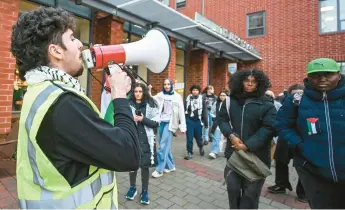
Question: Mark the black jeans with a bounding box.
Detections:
[296,165,345,209]
[275,161,305,198]
[224,166,265,209]
[129,168,149,191]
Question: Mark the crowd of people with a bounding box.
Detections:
[10,6,345,210]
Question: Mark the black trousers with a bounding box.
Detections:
[296,165,345,209]
[224,166,265,209]
[129,168,149,191]
[275,160,305,198]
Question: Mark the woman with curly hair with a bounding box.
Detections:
[126,83,159,205]
[218,69,277,209]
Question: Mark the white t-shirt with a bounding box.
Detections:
[160,94,174,122]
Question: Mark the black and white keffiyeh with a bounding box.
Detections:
[25,66,85,94]
[185,94,203,119]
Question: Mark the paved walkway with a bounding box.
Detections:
[0,135,310,209]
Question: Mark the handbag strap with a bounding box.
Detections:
[225,96,233,128]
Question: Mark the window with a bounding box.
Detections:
[319,0,345,33]
[247,11,266,37]
[157,0,169,6]
[13,0,92,111]
[176,0,186,9]
[339,62,345,74]
[175,49,186,99]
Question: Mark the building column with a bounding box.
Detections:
[186,49,208,93]
[212,58,231,94]
[0,0,19,140]
[149,39,176,95]
[90,14,125,109]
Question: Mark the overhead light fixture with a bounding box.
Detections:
[321,6,335,12]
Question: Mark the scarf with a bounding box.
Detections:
[162,78,174,95]
[185,94,203,119]
[129,101,160,166]
[24,66,85,94]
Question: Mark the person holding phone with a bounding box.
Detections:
[126,83,160,205]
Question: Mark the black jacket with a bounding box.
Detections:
[36,92,140,186]
[129,100,159,168]
[218,95,277,166]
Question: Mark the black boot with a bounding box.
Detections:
[268,185,286,194]
[184,152,193,160]
[199,147,205,156]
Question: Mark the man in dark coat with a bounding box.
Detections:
[268,84,307,203]
[275,58,345,209]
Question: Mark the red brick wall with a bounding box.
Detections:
[0,0,19,139]
[90,14,124,109]
[186,49,208,93]
[212,58,230,95]
[175,0,203,19]
[178,0,345,94]
[149,39,176,95]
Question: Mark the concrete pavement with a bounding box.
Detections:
[0,134,310,209]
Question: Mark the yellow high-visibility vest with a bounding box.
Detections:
[17,81,118,209]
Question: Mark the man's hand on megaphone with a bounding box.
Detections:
[108,66,131,99]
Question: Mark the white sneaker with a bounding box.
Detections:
[208,153,217,159]
[163,167,176,173]
[151,170,163,178]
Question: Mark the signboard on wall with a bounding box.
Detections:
[228,63,237,74]
[195,12,259,56]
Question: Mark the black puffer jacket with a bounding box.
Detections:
[129,100,159,168]
[218,95,277,166]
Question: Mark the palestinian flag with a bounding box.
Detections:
[101,72,114,125]
[307,118,319,135]
[100,71,133,126]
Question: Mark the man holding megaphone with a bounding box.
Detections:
[11,7,141,209]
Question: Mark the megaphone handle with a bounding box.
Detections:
[106,64,123,75]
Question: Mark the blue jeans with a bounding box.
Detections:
[186,116,203,154]
[203,112,213,141]
[210,128,221,154]
[155,122,175,173]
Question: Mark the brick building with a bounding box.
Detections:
[177,0,345,93]
[1,0,344,139]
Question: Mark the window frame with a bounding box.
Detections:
[246,11,266,38]
[157,0,169,6]
[176,0,186,9]
[319,0,345,34]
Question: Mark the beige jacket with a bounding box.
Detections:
[153,92,186,133]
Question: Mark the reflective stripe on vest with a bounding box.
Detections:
[19,85,116,209]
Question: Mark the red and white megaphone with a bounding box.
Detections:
[82,28,171,74]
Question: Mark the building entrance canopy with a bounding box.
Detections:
[80,0,261,61]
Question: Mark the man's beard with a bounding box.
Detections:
[72,66,84,78]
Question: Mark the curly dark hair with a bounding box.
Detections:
[229,69,271,97]
[11,7,76,80]
[130,83,158,108]
[189,85,201,93]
